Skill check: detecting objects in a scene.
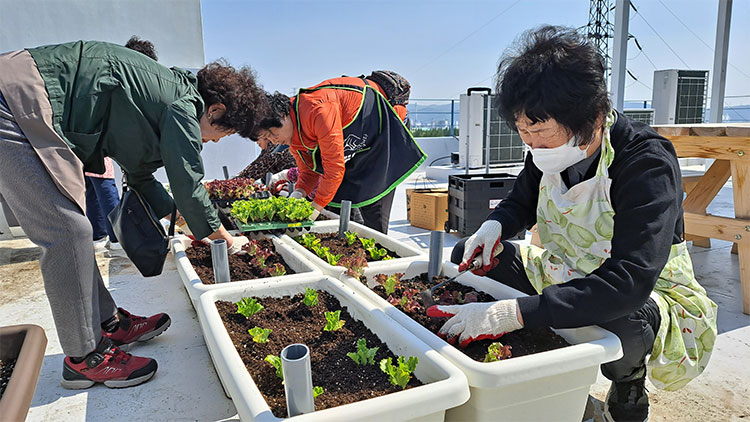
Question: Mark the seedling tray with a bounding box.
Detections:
[236,220,315,232]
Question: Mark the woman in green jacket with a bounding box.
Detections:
[0,41,266,389]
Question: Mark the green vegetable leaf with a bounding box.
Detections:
[323,310,345,331]
[303,288,319,307]
[379,356,418,389]
[236,297,264,318]
[346,338,379,365]
[248,326,272,343]
[483,342,512,362]
[313,386,324,398]
[344,231,358,246]
[264,354,283,380]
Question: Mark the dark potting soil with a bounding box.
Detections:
[216,291,422,417]
[370,274,570,362]
[185,238,295,284]
[0,358,16,399]
[299,233,400,262]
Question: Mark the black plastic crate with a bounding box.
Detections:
[446,173,519,237]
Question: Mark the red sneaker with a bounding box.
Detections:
[62,339,157,389]
[103,307,171,347]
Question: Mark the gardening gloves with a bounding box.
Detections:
[426,300,523,347]
[461,220,503,276]
[310,208,321,221]
[290,188,307,200]
[227,235,251,255]
[269,169,290,186]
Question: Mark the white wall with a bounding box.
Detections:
[0,0,204,69]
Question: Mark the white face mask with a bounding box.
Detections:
[531,136,590,174]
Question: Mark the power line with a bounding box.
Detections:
[412,0,522,74]
[656,0,750,80]
[631,2,691,68]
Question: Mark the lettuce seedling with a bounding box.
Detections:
[347,338,379,365]
[248,326,272,343]
[344,231,358,246]
[375,273,402,295]
[399,289,421,313]
[324,251,343,266]
[298,233,320,249]
[236,297,264,318]
[340,251,369,279]
[313,386,324,398]
[323,310,345,331]
[264,354,283,380]
[368,247,389,260]
[359,237,376,250]
[243,240,260,256]
[302,287,319,307]
[484,342,512,362]
[268,263,287,277]
[379,356,418,390]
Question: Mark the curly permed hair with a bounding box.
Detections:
[253,91,291,135]
[495,25,611,145]
[124,36,158,61]
[197,60,267,138]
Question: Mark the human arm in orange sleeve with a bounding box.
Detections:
[290,146,321,198]
[393,104,407,122]
[308,103,346,208]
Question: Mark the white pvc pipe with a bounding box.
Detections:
[281,343,314,417]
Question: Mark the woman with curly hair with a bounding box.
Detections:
[0,41,266,389]
[429,26,716,422]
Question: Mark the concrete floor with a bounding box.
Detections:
[0,172,748,421]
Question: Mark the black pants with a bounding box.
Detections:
[358,189,396,235]
[451,237,661,383]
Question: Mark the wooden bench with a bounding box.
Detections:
[654,123,750,314]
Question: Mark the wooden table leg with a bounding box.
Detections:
[731,161,750,315]
[683,160,731,248]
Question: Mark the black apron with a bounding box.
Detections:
[292,81,426,208]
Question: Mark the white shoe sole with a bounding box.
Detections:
[61,370,156,389]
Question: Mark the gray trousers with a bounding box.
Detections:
[0,94,117,357]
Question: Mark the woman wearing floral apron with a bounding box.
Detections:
[427,26,717,422]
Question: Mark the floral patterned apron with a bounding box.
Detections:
[520,111,717,391]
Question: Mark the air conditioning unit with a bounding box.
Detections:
[458,88,525,169]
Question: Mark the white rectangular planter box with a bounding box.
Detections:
[340,260,623,422]
[278,220,426,279]
[197,276,471,422]
[171,235,322,307]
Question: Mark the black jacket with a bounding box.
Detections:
[488,111,683,328]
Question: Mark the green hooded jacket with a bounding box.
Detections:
[27,40,219,238]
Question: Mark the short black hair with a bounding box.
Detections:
[124,36,158,61]
[196,60,267,138]
[253,91,291,135]
[496,25,611,145]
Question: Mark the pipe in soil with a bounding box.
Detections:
[428,231,444,280]
[210,239,231,283]
[281,343,314,416]
[338,200,352,238]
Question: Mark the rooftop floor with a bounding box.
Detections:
[1,171,748,421]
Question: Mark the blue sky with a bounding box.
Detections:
[201,0,750,106]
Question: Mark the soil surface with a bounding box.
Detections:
[297,233,399,262]
[370,273,569,362]
[217,291,422,417]
[185,238,295,284]
[0,358,16,399]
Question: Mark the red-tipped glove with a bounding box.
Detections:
[460,220,503,276]
[426,300,522,347]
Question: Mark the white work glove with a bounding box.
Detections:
[310,208,320,221]
[426,300,523,347]
[269,169,289,186]
[461,220,503,275]
[227,235,250,255]
[289,188,307,199]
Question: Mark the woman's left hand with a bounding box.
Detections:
[426,300,523,347]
